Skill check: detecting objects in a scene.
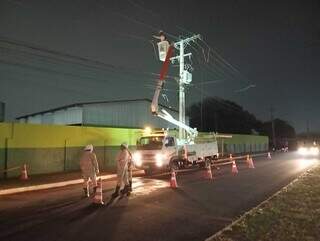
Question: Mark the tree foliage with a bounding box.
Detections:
[188,97,296,145]
[188,97,262,134]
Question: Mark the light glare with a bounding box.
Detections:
[133,152,142,166]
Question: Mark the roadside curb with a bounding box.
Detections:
[0,170,145,196]
[204,163,318,241]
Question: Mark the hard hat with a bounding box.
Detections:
[158,30,166,39]
[120,142,128,149]
[84,144,93,152]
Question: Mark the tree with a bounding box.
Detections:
[188,97,262,134]
[188,97,296,149]
[260,119,296,149]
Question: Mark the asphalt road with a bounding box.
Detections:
[0,152,318,241]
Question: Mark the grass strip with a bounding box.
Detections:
[207,163,320,241]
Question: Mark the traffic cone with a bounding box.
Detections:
[231,161,238,174]
[92,178,104,205]
[170,170,178,188]
[204,164,213,180]
[267,152,272,159]
[248,157,255,169]
[246,154,250,164]
[20,164,28,180]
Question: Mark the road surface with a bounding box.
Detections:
[0,152,317,241]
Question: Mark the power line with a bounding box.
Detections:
[176,26,255,88]
[0,37,180,84]
[95,0,179,41]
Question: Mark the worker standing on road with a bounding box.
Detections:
[80,144,100,197]
[111,143,131,198]
[127,148,133,192]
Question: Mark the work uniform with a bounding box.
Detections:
[80,149,99,196]
[112,144,131,198]
[116,148,130,187]
[127,153,133,191]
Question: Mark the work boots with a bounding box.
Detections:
[111,185,120,198]
[120,184,130,195]
[93,186,97,195]
[128,181,133,192]
[83,187,89,197]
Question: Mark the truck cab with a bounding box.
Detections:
[132,130,219,175]
[132,131,185,174]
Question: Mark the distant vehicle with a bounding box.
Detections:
[297,142,319,156]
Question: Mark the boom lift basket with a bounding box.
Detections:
[157,40,170,61]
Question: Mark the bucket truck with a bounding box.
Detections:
[132,33,218,174]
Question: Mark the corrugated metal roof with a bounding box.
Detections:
[16,99,179,119]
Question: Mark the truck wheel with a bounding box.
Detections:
[169,160,179,171]
[199,162,205,168]
[181,159,188,169]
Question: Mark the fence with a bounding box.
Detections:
[0,123,141,178]
[0,123,268,178]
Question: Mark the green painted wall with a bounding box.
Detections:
[0,123,141,178]
[0,123,268,178]
[217,133,269,155]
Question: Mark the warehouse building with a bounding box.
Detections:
[16,99,188,129]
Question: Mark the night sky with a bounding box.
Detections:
[0,0,319,133]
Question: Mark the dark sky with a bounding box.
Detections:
[0,0,319,133]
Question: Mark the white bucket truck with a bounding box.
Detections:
[133,129,218,174]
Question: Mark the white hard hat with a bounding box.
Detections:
[84,144,93,152]
[121,142,128,148]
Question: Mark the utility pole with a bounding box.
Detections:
[200,71,204,131]
[214,112,218,132]
[306,120,310,140]
[179,38,185,140]
[270,106,276,149]
[170,34,201,140]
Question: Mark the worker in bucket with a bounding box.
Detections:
[153,30,167,41]
[80,144,100,197]
[111,143,131,198]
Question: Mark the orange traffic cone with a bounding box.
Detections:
[248,157,255,169]
[93,178,104,205]
[204,164,213,180]
[170,170,178,188]
[20,164,28,180]
[267,152,272,159]
[246,154,250,164]
[231,161,238,174]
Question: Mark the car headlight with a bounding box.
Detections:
[155,153,165,167]
[310,147,319,156]
[133,152,142,166]
[298,147,308,155]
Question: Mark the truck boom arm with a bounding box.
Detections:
[151,45,198,143]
